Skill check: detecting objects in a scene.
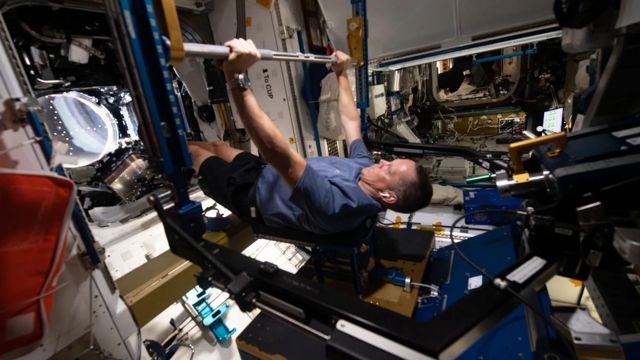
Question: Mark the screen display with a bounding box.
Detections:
[543,108,563,133]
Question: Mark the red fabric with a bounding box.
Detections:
[0,172,74,357]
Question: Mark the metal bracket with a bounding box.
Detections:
[279,25,299,40]
[508,132,567,175]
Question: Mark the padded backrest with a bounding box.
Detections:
[251,217,375,248]
[373,227,435,262]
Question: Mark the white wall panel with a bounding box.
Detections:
[210,0,317,156]
[458,0,555,39]
[319,0,556,62]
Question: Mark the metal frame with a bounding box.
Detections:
[352,0,369,138]
[378,26,562,70]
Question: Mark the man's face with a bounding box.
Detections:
[361,158,416,191]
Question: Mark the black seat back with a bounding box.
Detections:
[251,217,375,248]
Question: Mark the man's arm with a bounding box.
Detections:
[332,51,361,149]
[223,39,306,188]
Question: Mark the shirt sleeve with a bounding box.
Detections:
[348,139,373,165]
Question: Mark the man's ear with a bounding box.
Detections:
[379,190,398,205]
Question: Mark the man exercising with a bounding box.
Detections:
[189,38,432,234]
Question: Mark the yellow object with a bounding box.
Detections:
[508,132,567,174]
[245,16,253,27]
[347,16,364,67]
[255,0,273,11]
[569,278,583,287]
[512,172,530,183]
[433,221,445,235]
[159,0,185,64]
[214,104,226,129]
[416,222,445,234]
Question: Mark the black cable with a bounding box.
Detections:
[576,284,585,307]
[134,326,143,360]
[166,343,195,360]
[449,210,516,281]
[448,209,569,331]
[406,213,415,229]
[202,204,219,215]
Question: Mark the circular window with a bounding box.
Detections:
[38,91,119,168]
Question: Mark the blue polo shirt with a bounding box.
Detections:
[255,139,383,234]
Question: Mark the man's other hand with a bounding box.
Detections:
[223,38,261,78]
[331,51,351,77]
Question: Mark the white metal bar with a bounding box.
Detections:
[183,42,336,64]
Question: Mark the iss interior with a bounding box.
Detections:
[0,0,639,359]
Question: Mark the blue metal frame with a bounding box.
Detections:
[116,0,204,234]
[117,0,195,209]
[473,48,538,64]
[351,0,369,138]
[416,226,564,359]
[463,188,524,225]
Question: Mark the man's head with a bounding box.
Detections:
[360,159,433,213]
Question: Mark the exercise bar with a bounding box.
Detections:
[183,43,337,64]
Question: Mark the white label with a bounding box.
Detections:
[613,126,640,138]
[468,275,483,290]
[626,136,640,145]
[573,114,584,131]
[506,256,546,284]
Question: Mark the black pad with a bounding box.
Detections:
[374,227,435,262]
[251,218,374,248]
